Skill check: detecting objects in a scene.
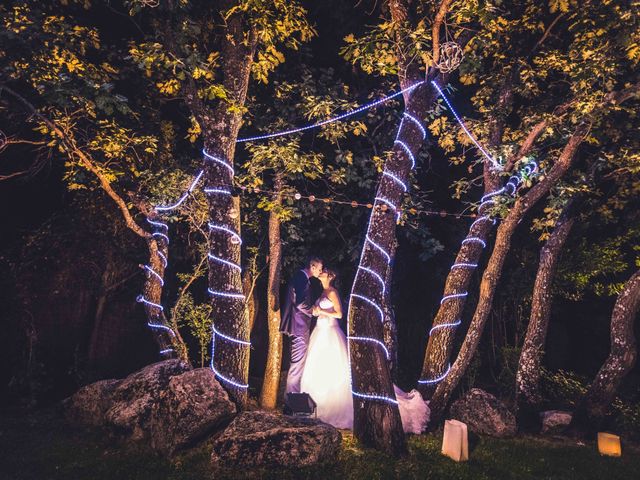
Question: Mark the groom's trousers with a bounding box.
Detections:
[285,332,310,393]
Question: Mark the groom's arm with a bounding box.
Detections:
[293,270,314,315]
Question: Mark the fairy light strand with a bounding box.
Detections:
[431,81,502,171]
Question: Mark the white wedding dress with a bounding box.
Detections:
[300,296,430,433]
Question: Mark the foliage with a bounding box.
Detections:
[174,293,212,368]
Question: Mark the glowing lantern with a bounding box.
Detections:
[442,419,469,462]
[597,432,621,457]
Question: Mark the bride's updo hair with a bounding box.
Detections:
[323,267,339,289]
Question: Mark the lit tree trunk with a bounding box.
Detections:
[183,5,258,408]
[515,201,576,428]
[570,269,640,434]
[419,170,502,397]
[345,0,459,455]
[260,174,284,409]
[418,74,515,398]
[418,16,573,397]
[428,125,588,424]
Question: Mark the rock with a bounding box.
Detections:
[149,368,236,455]
[540,410,573,434]
[449,388,516,437]
[63,379,121,427]
[211,411,341,469]
[104,359,190,439]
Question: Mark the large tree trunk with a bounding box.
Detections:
[346,0,460,455]
[260,175,284,409]
[515,201,576,428]
[569,269,640,435]
[349,77,439,455]
[182,5,257,408]
[428,126,588,424]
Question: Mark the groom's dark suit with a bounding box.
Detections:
[280,269,318,393]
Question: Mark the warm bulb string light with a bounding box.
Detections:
[418,159,538,386]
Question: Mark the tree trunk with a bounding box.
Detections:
[243,253,259,333]
[381,239,399,381]
[515,201,576,428]
[260,175,284,409]
[418,75,517,398]
[348,78,438,455]
[184,5,257,408]
[428,125,587,424]
[418,172,502,397]
[88,249,118,365]
[569,269,640,435]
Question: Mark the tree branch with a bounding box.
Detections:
[0,84,150,239]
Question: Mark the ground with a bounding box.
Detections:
[1,408,639,480]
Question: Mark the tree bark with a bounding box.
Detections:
[569,269,640,435]
[515,200,577,428]
[428,125,588,424]
[260,174,284,410]
[180,4,258,408]
[381,239,399,381]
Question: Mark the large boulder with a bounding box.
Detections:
[104,359,191,439]
[64,378,121,427]
[449,388,516,437]
[540,410,573,434]
[149,368,236,455]
[64,360,237,455]
[211,411,341,470]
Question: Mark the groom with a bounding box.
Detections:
[280,255,323,393]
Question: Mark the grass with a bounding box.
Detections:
[1,408,639,480]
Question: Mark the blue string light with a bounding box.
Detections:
[155,170,204,212]
[235,82,424,143]
[419,159,539,385]
[394,140,416,169]
[431,80,503,171]
[417,364,451,385]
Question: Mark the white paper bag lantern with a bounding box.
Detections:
[442,419,469,462]
[597,432,621,457]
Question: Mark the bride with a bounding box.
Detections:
[300,268,429,433]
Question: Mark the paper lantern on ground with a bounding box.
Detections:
[442,419,469,462]
[597,432,621,457]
